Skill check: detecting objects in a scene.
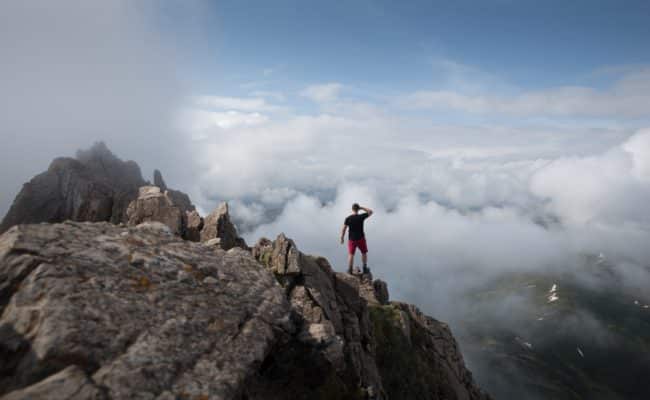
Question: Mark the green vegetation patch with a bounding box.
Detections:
[369,305,451,400]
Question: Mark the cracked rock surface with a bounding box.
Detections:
[0,221,290,400]
[0,222,491,400]
[250,234,491,400]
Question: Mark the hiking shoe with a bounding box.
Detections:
[362,266,371,275]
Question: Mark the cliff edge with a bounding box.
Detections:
[0,221,491,400]
[0,144,491,399]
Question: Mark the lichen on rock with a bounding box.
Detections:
[0,222,290,400]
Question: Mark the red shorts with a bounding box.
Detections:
[348,237,368,255]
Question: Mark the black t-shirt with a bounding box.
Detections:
[344,213,369,241]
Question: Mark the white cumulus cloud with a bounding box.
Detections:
[300,82,344,103]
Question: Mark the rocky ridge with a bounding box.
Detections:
[0,221,490,400]
[0,143,247,250]
[0,144,491,399]
[0,222,287,400]
[0,142,147,232]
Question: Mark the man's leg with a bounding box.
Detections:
[360,238,369,273]
[347,240,355,273]
[348,253,354,273]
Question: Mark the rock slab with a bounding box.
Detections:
[0,222,290,400]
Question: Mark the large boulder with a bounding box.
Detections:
[126,186,204,242]
[126,186,185,236]
[200,202,247,250]
[0,222,291,399]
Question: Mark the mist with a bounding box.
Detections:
[238,129,650,322]
[0,0,205,217]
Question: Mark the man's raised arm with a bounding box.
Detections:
[361,206,373,217]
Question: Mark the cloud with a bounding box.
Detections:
[180,109,269,136]
[531,129,650,227]
[231,130,650,343]
[622,128,650,181]
[250,90,286,102]
[183,91,639,222]
[398,68,650,118]
[0,0,202,217]
[300,82,344,103]
[193,95,280,112]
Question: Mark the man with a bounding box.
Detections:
[340,203,373,275]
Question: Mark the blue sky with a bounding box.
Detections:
[160,0,650,96]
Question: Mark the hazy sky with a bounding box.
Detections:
[1,1,649,313]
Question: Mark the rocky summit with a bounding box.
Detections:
[0,142,147,233]
[0,144,491,399]
[0,143,247,250]
[0,221,490,400]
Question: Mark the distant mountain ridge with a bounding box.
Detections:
[459,262,650,400]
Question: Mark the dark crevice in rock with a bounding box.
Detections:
[0,325,36,396]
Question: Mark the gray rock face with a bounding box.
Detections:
[357,270,389,306]
[0,142,146,233]
[251,234,384,399]
[184,210,204,242]
[373,280,389,305]
[0,143,195,235]
[393,303,487,400]
[370,302,491,400]
[1,366,106,400]
[126,186,185,236]
[0,222,290,400]
[124,186,198,241]
[200,203,247,250]
[153,169,167,191]
[0,222,490,400]
[252,234,492,400]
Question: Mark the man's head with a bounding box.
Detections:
[352,203,360,213]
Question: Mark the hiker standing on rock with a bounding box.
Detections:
[340,203,373,275]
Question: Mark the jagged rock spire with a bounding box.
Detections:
[200,202,247,250]
[153,169,167,191]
